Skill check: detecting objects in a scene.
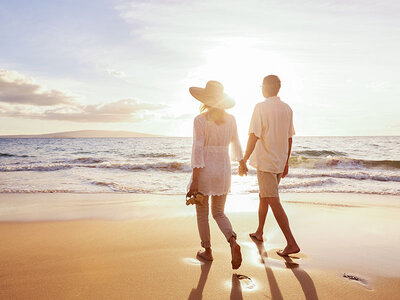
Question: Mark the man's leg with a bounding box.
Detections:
[249,195,269,241]
[267,196,300,256]
[250,170,273,241]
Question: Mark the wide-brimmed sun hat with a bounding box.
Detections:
[189,80,235,109]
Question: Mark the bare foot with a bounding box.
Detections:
[230,243,242,269]
[249,232,263,242]
[197,249,213,261]
[277,245,300,256]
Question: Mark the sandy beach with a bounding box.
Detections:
[1,193,399,299]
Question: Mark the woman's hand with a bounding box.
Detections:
[187,168,200,197]
[187,180,199,197]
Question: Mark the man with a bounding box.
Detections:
[239,75,300,256]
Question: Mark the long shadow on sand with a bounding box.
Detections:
[251,238,319,300]
[230,274,243,300]
[187,259,213,300]
[187,259,244,300]
[251,238,283,300]
[280,254,319,300]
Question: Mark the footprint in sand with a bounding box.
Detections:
[269,249,308,260]
[343,273,372,290]
[262,257,299,269]
[234,274,256,290]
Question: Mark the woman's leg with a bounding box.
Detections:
[211,195,242,269]
[210,195,236,242]
[196,196,213,260]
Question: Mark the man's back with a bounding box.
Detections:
[248,96,295,173]
[243,75,300,256]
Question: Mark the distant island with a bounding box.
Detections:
[0,130,163,138]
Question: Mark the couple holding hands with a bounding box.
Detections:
[186,75,300,270]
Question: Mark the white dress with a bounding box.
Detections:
[188,113,243,196]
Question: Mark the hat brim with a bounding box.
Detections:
[189,87,235,109]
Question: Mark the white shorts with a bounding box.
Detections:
[257,170,282,198]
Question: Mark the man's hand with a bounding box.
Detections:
[239,160,248,176]
[282,138,292,179]
[282,163,289,178]
[238,165,245,176]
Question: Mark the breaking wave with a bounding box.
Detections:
[292,150,347,157]
[0,161,192,172]
[290,156,400,170]
[136,153,176,158]
[289,172,400,182]
[91,181,162,193]
[0,153,32,158]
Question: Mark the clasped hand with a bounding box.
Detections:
[238,160,248,176]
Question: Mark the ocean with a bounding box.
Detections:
[0,136,399,196]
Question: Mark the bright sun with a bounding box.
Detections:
[184,38,300,139]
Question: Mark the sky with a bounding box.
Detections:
[0,0,399,137]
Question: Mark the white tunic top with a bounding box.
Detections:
[189,113,243,196]
[248,96,295,173]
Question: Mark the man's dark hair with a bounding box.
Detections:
[263,75,281,95]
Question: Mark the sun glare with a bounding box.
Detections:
[184,38,301,139]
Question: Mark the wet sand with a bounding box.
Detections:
[0,193,399,299]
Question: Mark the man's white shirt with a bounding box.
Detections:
[248,96,295,173]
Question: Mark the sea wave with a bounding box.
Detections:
[292,150,347,157]
[280,179,336,189]
[0,164,73,172]
[0,188,76,193]
[97,161,191,172]
[287,190,400,196]
[245,178,335,193]
[70,157,105,164]
[72,151,93,155]
[246,188,399,196]
[0,161,192,172]
[91,181,159,193]
[290,156,400,170]
[288,172,400,182]
[136,153,176,158]
[0,153,32,158]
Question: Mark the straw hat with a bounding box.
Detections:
[189,80,235,109]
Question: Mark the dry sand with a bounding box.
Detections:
[0,193,399,299]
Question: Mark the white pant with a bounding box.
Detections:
[195,194,237,248]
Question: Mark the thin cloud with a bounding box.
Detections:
[0,69,165,122]
[0,69,75,106]
[159,112,193,120]
[1,98,163,123]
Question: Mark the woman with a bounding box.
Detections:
[187,80,245,270]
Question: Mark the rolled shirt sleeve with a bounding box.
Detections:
[191,116,205,168]
[288,108,295,137]
[248,104,263,138]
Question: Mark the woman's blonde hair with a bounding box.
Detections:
[200,104,226,125]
